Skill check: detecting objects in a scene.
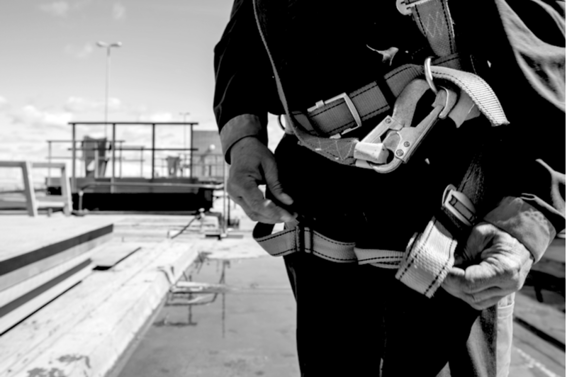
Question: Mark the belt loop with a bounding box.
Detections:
[297,222,305,253]
[295,221,314,254]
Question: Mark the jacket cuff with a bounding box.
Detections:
[220,114,268,163]
[484,196,557,262]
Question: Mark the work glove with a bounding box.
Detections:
[442,222,533,310]
[228,136,295,224]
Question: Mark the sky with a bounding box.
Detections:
[0,0,284,186]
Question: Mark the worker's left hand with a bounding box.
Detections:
[442,222,534,310]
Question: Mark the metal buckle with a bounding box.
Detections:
[307,92,362,138]
[424,57,438,94]
[442,185,476,226]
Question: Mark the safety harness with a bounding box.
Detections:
[251,0,510,297]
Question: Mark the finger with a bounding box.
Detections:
[238,200,283,224]
[262,155,294,206]
[229,171,295,223]
[235,181,295,223]
[462,223,494,262]
[443,263,499,294]
[466,295,502,311]
[464,286,505,304]
[443,270,505,309]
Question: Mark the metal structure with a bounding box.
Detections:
[42,121,226,212]
[66,121,202,191]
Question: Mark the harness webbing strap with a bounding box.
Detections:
[354,248,405,269]
[253,222,357,263]
[253,222,406,268]
[396,218,458,297]
[289,62,508,166]
[410,0,458,58]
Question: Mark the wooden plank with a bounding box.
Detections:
[514,293,565,348]
[3,240,210,377]
[0,252,93,308]
[0,233,110,292]
[92,243,141,270]
[544,238,565,264]
[531,258,565,279]
[0,239,213,376]
[0,260,92,335]
[512,322,565,377]
[531,237,566,278]
[0,216,118,262]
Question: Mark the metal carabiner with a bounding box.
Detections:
[354,79,457,173]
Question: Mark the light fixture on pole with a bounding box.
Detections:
[96,41,122,138]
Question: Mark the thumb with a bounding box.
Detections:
[262,154,293,206]
[462,223,495,263]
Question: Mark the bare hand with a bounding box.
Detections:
[442,222,533,310]
[228,137,295,224]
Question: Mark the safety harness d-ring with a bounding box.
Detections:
[424,57,438,94]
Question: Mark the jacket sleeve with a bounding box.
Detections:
[460,0,566,261]
[213,0,274,162]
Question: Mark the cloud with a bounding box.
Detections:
[64,97,98,113]
[112,3,126,20]
[0,96,8,110]
[138,112,174,122]
[65,43,95,59]
[8,105,73,130]
[39,1,70,17]
[63,96,122,114]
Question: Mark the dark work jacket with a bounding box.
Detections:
[213,0,565,260]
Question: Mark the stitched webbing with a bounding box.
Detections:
[253,222,403,268]
[410,0,457,58]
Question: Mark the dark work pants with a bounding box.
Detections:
[284,252,498,377]
[273,130,507,377]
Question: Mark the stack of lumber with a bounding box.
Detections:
[0,236,209,377]
[0,217,115,334]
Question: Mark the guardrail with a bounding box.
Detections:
[0,161,72,216]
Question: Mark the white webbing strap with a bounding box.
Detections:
[354,248,405,269]
[395,218,458,298]
[253,222,357,263]
[253,222,404,267]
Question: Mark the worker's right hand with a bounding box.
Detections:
[228,136,296,224]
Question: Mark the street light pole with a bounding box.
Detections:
[97,41,122,138]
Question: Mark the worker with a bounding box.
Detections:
[213,0,565,376]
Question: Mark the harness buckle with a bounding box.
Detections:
[442,185,476,227]
[354,78,457,173]
[307,92,362,138]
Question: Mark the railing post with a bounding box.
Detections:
[71,123,77,192]
[21,161,38,217]
[60,164,72,215]
[111,123,116,193]
[151,124,156,178]
[47,141,52,185]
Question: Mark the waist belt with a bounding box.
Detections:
[286,57,508,170]
[253,222,405,269]
[253,182,480,297]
